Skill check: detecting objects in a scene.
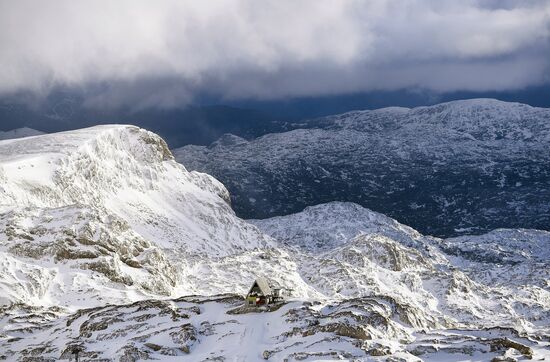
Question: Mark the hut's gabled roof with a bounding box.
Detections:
[248,277,272,296]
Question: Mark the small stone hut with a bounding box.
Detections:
[246,277,284,306]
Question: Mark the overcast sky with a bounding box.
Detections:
[1,0,549,109]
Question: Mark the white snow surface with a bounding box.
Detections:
[0,126,548,361]
[2,295,549,361]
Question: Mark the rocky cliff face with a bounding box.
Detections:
[175,99,550,237]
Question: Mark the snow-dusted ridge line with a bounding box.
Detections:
[174,98,550,236]
[0,127,44,141]
[306,97,531,121]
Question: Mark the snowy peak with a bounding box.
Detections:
[209,133,248,149]
[0,125,272,308]
[0,125,270,254]
[325,98,548,141]
[252,202,425,253]
[0,125,173,207]
[0,127,44,141]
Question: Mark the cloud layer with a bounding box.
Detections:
[1,0,549,108]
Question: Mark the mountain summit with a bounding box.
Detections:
[0,125,271,307]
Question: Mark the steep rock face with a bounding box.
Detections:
[174,99,550,237]
[0,126,272,307]
[0,205,177,307]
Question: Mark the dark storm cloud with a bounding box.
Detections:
[0,0,549,108]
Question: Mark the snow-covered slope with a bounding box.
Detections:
[174,98,550,237]
[253,202,550,337]
[0,127,44,140]
[2,199,549,360]
[3,295,549,361]
[252,202,426,253]
[0,125,273,308]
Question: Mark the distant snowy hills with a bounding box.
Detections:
[0,127,44,140]
[1,124,549,360]
[174,99,550,237]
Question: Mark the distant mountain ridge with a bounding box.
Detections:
[0,127,44,140]
[174,98,550,237]
[0,99,282,147]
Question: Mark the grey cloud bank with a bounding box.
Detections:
[1,0,549,108]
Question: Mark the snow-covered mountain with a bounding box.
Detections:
[0,127,44,140]
[174,99,550,237]
[254,203,549,333]
[0,125,274,308]
[1,126,549,361]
